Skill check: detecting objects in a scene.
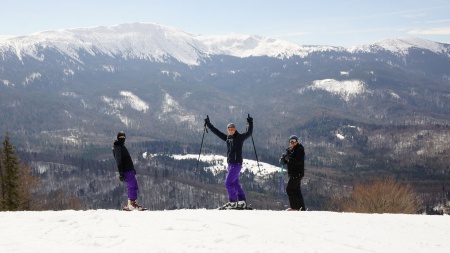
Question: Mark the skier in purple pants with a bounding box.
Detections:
[113,131,145,211]
[205,115,253,209]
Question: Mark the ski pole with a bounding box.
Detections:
[282,165,287,203]
[248,114,261,172]
[278,165,286,205]
[195,115,208,174]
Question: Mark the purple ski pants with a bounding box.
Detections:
[124,170,139,200]
[225,163,246,202]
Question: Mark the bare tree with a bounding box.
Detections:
[329,177,422,214]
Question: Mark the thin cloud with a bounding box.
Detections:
[401,13,427,19]
[269,32,308,41]
[408,27,450,35]
[413,19,450,25]
[423,19,450,24]
[277,32,307,37]
[345,4,450,21]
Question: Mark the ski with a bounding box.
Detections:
[217,204,254,210]
[122,207,148,211]
[122,204,148,211]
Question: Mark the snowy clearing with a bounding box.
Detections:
[171,153,279,176]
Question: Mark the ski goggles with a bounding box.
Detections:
[289,139,297,143]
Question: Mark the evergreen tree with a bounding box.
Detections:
[1,133,20,210]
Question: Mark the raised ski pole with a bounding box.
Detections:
[248,114,261,172]
[195,115,208,174]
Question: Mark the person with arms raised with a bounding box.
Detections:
[205,115,253,210]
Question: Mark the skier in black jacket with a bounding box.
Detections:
[279,135,306,211]
[113,131,144,211]
[205,115,253,209]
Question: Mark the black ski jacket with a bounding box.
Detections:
[113,140,135,175]
[206,122,253,164]
[285,143,305,178]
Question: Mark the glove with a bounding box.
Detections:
[119,173,126,182]
[286,147,293,155]
[279,154,288,165]
[247,115,253,124]
[204,116,210,126]
[284,153,290,163]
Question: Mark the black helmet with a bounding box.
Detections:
[117,131,126,139]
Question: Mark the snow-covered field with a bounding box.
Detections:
[1,210,449,253]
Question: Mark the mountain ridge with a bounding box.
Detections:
[1,22,448,66]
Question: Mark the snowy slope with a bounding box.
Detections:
[1,210,449,253]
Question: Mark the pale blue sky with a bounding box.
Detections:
[1,0,450,47]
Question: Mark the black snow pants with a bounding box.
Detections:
[286,176,306,211]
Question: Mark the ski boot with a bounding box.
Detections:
[123,199,147,211]
[237,200,247,210]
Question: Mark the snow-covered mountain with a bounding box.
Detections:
[2,23,447,68]
[349,37,450,56]
[1,22,449,93]
[0,23,341,66]
[1,23,449,67]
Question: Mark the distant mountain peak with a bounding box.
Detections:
[349,37,449,56]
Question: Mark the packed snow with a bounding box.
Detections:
[1,210,449,253]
